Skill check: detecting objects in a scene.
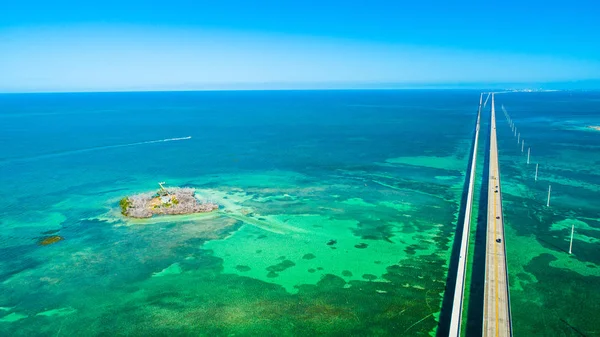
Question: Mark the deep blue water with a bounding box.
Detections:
[0,90,598,336]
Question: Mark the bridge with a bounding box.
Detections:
[444,93,512,337]
[447,94,482,336]
[482,93,512,337]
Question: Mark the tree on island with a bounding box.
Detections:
[120,183,218,218]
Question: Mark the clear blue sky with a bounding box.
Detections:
[1,0,600,92]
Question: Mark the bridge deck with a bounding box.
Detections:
[483,93,512,337]
[447,94,482,336]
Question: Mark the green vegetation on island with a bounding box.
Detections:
[119,198,132,215]
[120,183,218,218]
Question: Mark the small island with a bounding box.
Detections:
[120,182,219,218]
[588,126,600,132]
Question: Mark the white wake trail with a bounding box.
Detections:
[0,136,193,165]
[120,136,192,147]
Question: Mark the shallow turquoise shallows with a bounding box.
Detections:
[0,90,598,336]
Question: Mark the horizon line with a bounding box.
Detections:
[2,86,600,95]
[0,88,561,95]
[3,78,600,94]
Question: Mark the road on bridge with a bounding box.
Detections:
[483,93,512,337]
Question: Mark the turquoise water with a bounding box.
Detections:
[495,92,600,336]
[1,90,597,336]
[0,91,474,336]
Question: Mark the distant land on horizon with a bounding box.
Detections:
[2,79,600,94]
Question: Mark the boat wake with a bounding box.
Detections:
[0,136,192,165]
[138,136,192,144]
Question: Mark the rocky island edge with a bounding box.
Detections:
[120,184,218,218]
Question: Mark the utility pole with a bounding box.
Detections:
[569,224,574,254]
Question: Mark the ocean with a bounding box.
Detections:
[0,90,598,336]
[493,92,600,336]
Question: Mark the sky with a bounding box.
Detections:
[1,0,600,92]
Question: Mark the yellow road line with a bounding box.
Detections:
[494,172,499,337]
[492,111,500,337]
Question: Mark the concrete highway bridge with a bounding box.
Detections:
[442,93,513,337]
